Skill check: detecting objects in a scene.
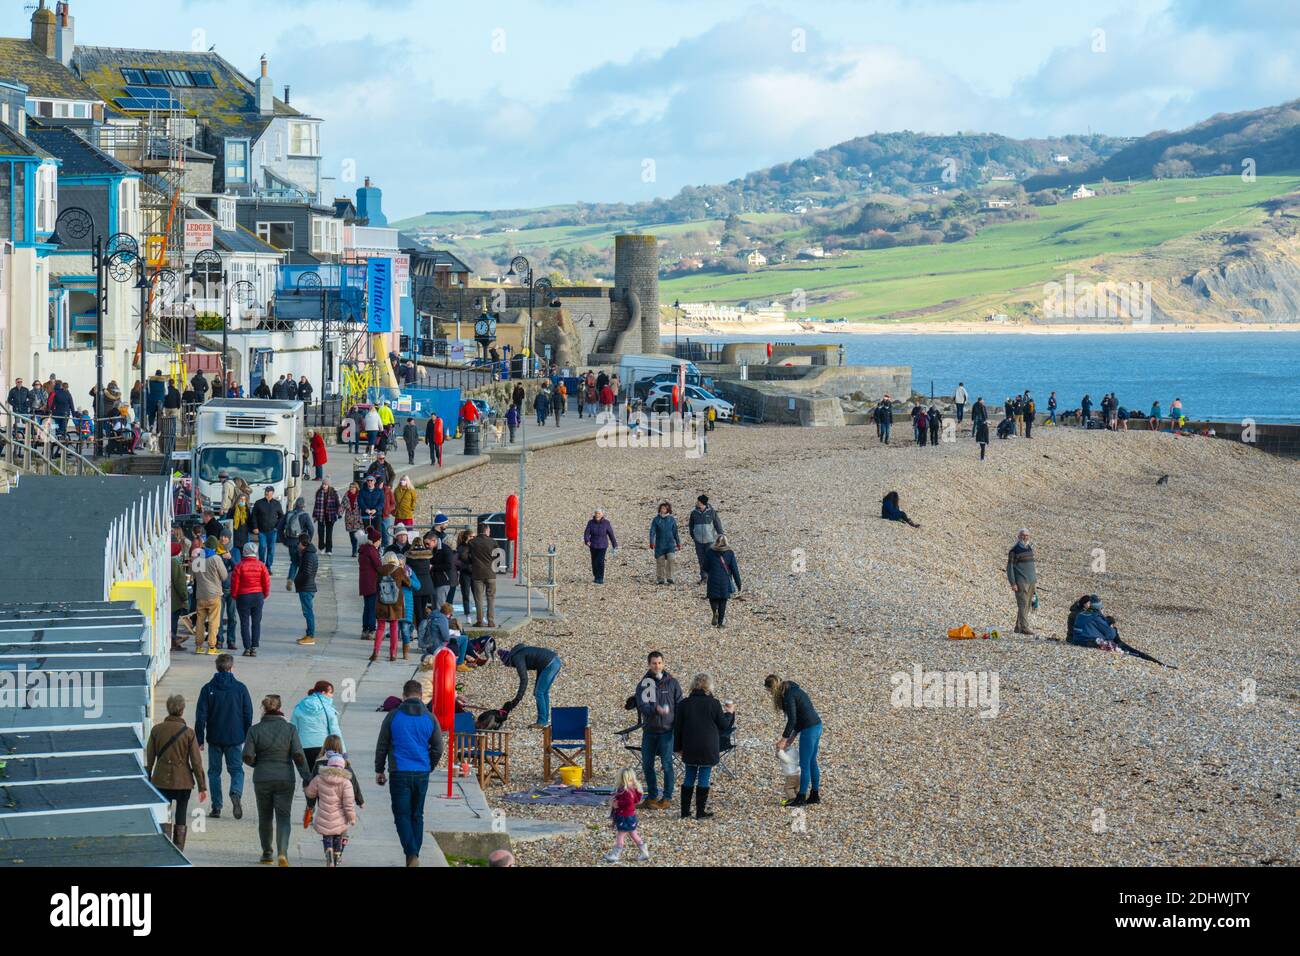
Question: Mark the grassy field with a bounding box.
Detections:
[660,175,1300,320]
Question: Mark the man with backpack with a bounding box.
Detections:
[281,497,315,590]
[688,495,724,585]
[1023,391,1036,439]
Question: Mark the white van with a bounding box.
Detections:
[618,354,702,391]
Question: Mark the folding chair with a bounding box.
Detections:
[614,715,684,778]
[452,711,511,788]
[543,706,592,783]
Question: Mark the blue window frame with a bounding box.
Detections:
[225,139,249,184]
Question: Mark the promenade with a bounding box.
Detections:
[153,407,603,866]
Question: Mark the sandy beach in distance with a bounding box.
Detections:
[671,319,1300,337]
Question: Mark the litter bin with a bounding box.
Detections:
[353,455,373,485]
[463,422,481,457]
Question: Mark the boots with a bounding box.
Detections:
[710,606,718,627]
[173,824,188,851]
[680,785,694,819]
[807,788,821,805]
[324,848,336,868]
[162,822,174,843]
[695,787,714,819]
[402,644,409,660]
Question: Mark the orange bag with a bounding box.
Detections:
[946,624,977,640]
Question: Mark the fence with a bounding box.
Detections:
[103,479,173,679]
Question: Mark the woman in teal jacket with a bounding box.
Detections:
[291,681,343,824]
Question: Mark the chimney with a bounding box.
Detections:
[255,55,273,115]
[283,85,290,105]
[31,0,57,59]
[364,177,371,188]
[55,2,75,68]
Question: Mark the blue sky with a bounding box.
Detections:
[5,0,1298,218]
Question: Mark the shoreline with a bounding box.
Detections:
[669,320,1300,337]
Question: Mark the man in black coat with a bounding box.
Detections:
[294,536,319,646]
[254,379,272,400]
[192,370,209,405]
[6,378,31,415]
[251,486,284,571]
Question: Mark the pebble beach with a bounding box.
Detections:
[435,423,1299,866]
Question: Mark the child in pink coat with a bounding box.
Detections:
[304,755,358,867]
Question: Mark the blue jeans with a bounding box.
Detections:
[449,633,468,665]
[363,593,378,633]
[682,764,713,789]
[299,591,315,636]
[222,593,237,645]
[641,729,675,799]
[259,529,277,569]
[797,723,823,794]
[880,421,891,442]
[287,548,300,582]
[381,516,394,548]
[207,743,245,809]
[389,771,430,858]
[534,657,562,725]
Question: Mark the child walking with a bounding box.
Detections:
[604,768,650,863]
[304,754,358,867]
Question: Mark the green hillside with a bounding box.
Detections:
[660,174,1300,321]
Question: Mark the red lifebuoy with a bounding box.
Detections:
[505,494,519,542]
[431,647,456,732]
[433,416,444,445]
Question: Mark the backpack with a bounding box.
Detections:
[378,573,400,605]
[1026,400,1036,416]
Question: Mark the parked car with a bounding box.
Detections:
[645,383,734,419]
[632,370,707,401]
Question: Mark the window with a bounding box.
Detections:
[198,447,283,485]
[217,197,236,232]
[167,70,193,87]
[1,103,7,126]
[257,221,294,250]
[142,69,168,86]
[288,121,318,157]
[224,139,248,184]
[190,71,216,88]
[73,103,89,118]
[119,179,141,239]
[121,69,146,85]
[36,163,57,235]
[310,216,342,255]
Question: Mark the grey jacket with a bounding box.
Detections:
[635,670,684,733]
[242,714,310,785]
[1006,542,1037,586]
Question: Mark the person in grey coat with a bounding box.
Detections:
[688,495,723,584]
[242,694,310,865]
[1006,527,1037,635]
[282,497,315,590]
[648,501,681,585]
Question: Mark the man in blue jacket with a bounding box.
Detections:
[194,654,254,819]
[374,680,444,867]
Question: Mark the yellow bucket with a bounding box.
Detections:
[557,766,584,787]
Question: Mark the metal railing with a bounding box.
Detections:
[0,401,104,476]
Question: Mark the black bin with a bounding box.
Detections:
[463,422,481,457]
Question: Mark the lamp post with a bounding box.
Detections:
[673,298,681,355]
[507,255,533,377]
[191,249,225,389]
[49,208,138,455]
[121,258,178,428]
[226,279,257,395]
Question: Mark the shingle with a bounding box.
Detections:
[0,37,102,100]
[26,123,135,177]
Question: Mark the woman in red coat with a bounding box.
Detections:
[310,431,328,481]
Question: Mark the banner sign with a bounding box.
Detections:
[185,221,213,252]
[366,257,393,332]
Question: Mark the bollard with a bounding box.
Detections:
[462,422,481,457]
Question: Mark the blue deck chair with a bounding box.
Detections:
[543,706,592,783]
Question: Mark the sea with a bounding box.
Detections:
[682,331,1300,424]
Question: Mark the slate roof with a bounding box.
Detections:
[0,118,53,159]
[0,36,102,100]
[408,248,472,276]
[26,122,136,177]
[73,46,309,142]
[216,222,281,255]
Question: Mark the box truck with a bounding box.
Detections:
[193,399,305,512]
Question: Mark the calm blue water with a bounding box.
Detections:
[685,332,1300,423]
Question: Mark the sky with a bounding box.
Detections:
[4,0,1299,218]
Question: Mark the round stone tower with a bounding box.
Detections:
[614,233,660,354]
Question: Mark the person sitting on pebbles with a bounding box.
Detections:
[881,491,921,528]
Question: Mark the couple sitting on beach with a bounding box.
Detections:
[1066,595,1172,667]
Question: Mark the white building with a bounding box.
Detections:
[1072,185,1096,200]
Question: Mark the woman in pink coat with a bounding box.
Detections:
[304,755,357,867]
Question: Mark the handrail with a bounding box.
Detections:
[0,400,105,476]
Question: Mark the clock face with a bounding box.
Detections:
[487,318,498,335]
[475,319,488,335]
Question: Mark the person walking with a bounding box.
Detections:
[1007,527,1037,635]
[533,386,551,426]
[583,508,617,584]
[252,486,284,570]
[313,479,341,555]
[230,543,271,657]
[954,382,968,423]
[705,534,742,628]
[633,650,682,810]
[146,694,207,849]
[504,403,519,443]
[243,694,311,866]
[916,406,928,447]
[393,475,416,529]
[358,526,383,642]
[469,522,499,627]
[282,497,314,589]
[428,520,455,610]
[971,396,988,439]
[500,644,563,729]
[217,531,239,650]
[371,553,411,662]
[194,654,253,820]
[304,754,357,867]
[342,482,363,557]
[425,414,443,466]
[875,398,892,444]
[648,502,680,585]
[1023,391,1035,439]
[927,405,941,446]
[976,415,990,460]
[357,474,384,539]
[674,672,735,820]
[455,528,476,623]
[191,540,228,655]
[363,404,383,452]
[374,679,443,866]
[402,417,419,465]
[603,768,650,864]
[291,535,320,647]
[688,495,723,585]
[766,675,822,808]
[291,680,344,826]
[1081,393,1093,426]
[1047,391,1058,425]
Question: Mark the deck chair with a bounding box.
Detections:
[452,711,511,788]
[543,706,592,783]
[614,714,684,777]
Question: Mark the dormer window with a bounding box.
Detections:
[217,197,235,232]
[35,163,58,235]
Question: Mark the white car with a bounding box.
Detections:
[645,383,734,419]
